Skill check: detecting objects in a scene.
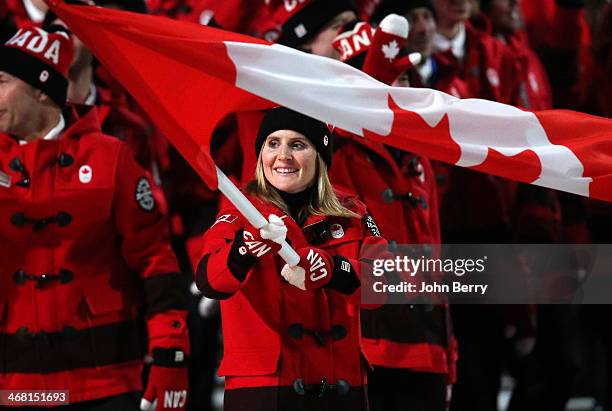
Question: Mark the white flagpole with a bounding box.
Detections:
[216,166,300,266]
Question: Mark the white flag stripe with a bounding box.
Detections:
[226,42,396,136]
[225,41,589,197]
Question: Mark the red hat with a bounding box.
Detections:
[259,0,357,47]
[0,26,74,107]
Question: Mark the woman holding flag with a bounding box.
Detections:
[195,107,385,411]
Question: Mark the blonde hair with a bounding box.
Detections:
[246,153,360,220]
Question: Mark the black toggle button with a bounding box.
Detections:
[56,212,72,227]
[13,269,74,287]
[293,379,306,396]
[9,158,30,188]
[381,188,394,203]
[330,325,347,341]
[336,379,350,395]
[57,153,74,168]
[408,156,423,177]
[288,324,303,339]
[10,212,25,227]
[15,326,78,343]
[287,324,347,345]
[13,270,26,285]
[15,178,30,188]
[9,157,24,172]
[59,269,74,284]
[10,212,72,230]
[292,378,351,397]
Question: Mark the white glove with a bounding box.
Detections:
[280,264,306,290]
[260,214,287,245]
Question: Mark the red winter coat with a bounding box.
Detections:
[432,22,520,243]
[469,13,553,110]
[505,31,553,110]
[0,105,188,403]
[330,134,457,381]
[451,21,523,105]
[195,190,384,411]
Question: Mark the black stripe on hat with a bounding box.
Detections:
[278,0,356,48]
[0,46,68,107]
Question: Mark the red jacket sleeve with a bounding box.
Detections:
[194,209,259,299]
[113,145,189,353]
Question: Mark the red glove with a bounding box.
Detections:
[332,14,420,85]
[332,20,375,64]
[363,14,420,85]
[140,348,188,411]
[281,247,334,290]
[240,214,287,258]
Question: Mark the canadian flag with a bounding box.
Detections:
[46,1,612,202]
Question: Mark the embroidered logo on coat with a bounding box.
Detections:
[135,177,155,212]
[0,170,12,188]
[486,67,500,88]
[340,260,351,272]
[79,165,92,184]
[330,223,345,239]
[211,214,239,228]
[363,214,381,237]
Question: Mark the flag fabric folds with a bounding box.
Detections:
[47,1,612,202]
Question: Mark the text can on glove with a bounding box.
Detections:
[281,247,334,290]
[140,348,188,411]
[240,214,287,258]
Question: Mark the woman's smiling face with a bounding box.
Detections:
[261,129,318,194]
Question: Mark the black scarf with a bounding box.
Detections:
[277,185,315,226]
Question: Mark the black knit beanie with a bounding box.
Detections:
[278,0,356,48]
[255,107,333,167]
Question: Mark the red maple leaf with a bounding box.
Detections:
[360,94,543,184]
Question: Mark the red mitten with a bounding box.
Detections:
[140,349,188,411]
[240,214,287,258]
[281,247,334,290]
[332,20,375,65]
[363,14,420,85]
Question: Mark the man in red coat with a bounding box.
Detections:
[431,0,522,104]
[426,2,525,411]
[329,7,457,410]
[479,0,553,110]
[0,26,189,411]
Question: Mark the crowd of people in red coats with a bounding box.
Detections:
[1,0,611,410]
